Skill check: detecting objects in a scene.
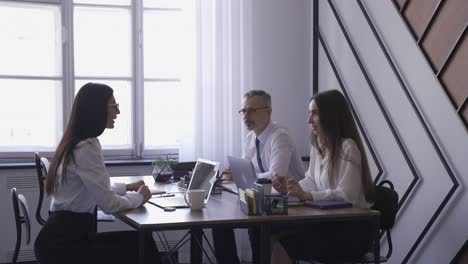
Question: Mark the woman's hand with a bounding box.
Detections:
[137,185,151,204]
[287,179,312,201]
[126,180,145,192]
[272,175,288,194]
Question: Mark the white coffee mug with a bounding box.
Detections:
[184,189,205,210]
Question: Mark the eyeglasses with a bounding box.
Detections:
[238,106,269,115]
[108,103,119,111]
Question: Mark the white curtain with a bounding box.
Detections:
[179,0,252,169]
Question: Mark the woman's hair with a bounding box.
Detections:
[45,83,114,195]
[310,89,375,202]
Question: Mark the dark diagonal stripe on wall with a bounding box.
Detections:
[328,0,419,212]
[358,1,460,263]
[314,27,383,190]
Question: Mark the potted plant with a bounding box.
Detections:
[152,154,177,182]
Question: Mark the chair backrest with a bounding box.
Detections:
[34,152,49,225]
[371,180,398,261]
[372,180,398,231]
[297,180,399,263]
[11,188,31,264]
[41,156,50,175]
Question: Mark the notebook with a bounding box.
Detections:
[149,158,220,209]
[227,156,258,194]
[221,181,239,195]
[304,200,353,209]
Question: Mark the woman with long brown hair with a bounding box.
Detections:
[272,89,375,263]
[35,83,160,264]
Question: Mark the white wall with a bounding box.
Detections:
[250,0,312,157]
[235,0,313,260]
[317,0,468,263]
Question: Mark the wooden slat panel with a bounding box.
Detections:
[421,0,468,72]
[441,33,468,108]
[404,0,439,38]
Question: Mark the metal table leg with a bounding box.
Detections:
[259,224,271,264]
[138,230,145,264]
[190,228,203,264]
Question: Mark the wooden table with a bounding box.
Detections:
[112,176,381,264]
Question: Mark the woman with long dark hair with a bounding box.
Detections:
[35,83,161,264]
[272,89,375,263]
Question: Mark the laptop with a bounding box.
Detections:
[227,156,258,194]
[149,158,220,209]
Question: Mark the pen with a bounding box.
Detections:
[158,193,175,198]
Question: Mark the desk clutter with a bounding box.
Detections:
[178,175,224,195]
[239,185,288,216]
[304,200,353,209]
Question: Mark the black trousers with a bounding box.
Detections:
[34,211,161,264]
[278,219,376,262]
[212,227,259,264]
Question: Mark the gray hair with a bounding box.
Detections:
[243,90,271,106]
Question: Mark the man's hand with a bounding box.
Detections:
[272,175,288,194]
[126,180,145,192]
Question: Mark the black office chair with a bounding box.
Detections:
[11,188,32,264]
[296,180,399,264]
[359,180,398,263]
[34,152,49,226]
[34,152,115,231]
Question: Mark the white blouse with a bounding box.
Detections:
[50,138,143,214]
[299,138,372,208]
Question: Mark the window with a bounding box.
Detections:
[0,2,62,157]
[142,0,195,152]
[74,2,133,152]
[0,0,196,161]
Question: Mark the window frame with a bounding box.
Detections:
[0,0,188,162]
[0,0,64,161]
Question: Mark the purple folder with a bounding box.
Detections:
[304,200,352,209]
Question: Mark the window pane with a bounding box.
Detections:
[144,82,187,147]
[0,3,61,76]
[144,0,185,9]
[75,80,132,148]
[0,79,62,150]
[144,10,187,78]
[74,0,130,6]
[74,6,131,77]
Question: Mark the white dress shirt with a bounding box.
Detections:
[243,122,305,180]
[299,138,372,208]
[50,138,143,214]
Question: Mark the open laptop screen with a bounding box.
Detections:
[188,158,220,200]
[227,156,257,192]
